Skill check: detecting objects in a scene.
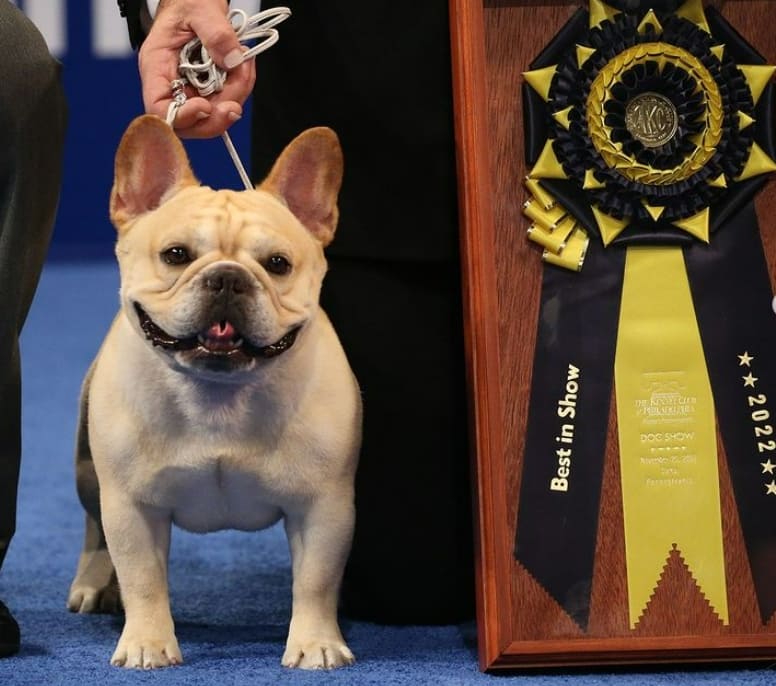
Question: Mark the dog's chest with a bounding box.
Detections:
[139,446,288,532]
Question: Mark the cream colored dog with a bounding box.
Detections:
[66,115,361,670]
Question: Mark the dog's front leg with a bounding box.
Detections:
[281,493,355,669]
[100,489,181,669]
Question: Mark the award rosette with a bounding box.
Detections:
[515,0,776,631]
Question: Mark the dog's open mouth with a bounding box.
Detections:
[134,303,300,360]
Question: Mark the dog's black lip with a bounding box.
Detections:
[133,303,300,359]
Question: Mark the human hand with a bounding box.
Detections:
[139,0,256,138]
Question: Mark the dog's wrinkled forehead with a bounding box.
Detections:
[122,185,321,263]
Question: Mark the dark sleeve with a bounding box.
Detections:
[251,1,459,262]
[117,0,147,49]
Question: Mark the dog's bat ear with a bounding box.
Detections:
[259,127,343,247]
[110,115,198,231]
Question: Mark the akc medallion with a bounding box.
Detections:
[625,91,678,148]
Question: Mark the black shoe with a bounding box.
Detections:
[0,601,20,657]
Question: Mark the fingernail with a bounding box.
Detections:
[196,111,210,120]
[224,49,244,69]
[228,111,242,122]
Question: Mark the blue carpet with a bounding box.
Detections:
[1,260,776,685]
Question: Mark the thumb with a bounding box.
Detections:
[189,10,244,70]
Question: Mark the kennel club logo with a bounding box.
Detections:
[514,0,776,631]
[624,91,678,148]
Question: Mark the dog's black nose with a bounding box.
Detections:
[203,268,251,295]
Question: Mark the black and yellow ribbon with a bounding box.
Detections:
[514,0,776,630]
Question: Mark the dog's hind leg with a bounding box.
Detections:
[67,362,121,614]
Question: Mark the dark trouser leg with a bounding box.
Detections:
[0,2,67,577]
[322,257,475,624]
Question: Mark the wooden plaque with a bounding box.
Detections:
[449,0,776,671]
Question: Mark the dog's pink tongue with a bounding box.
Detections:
[202,320,239,350]
[207,320,237,341]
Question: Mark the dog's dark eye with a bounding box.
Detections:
[161,246,193,266]
[265,254,292,275]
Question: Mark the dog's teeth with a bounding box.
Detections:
[197,334,206,345]
[235,338,243,347]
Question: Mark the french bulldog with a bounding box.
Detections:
[66,114,361,670]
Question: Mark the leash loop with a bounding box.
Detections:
[165,7,292,190]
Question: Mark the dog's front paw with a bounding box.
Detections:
[281,639,355,670]
[110,632,182,669]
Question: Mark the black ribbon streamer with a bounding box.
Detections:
[687,202,776,624]
[515,239,624,629]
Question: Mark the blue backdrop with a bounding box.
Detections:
[18,0,257,260]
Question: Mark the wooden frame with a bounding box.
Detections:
[449,0,776,671]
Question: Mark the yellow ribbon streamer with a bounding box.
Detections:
[523,185,590,271]
[615,246,728,628]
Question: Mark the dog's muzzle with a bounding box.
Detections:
[134,303,300,360]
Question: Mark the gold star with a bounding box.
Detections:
[762,460,776,474]
[766,481,776,495]
[738,352,754,366]
[743,373,759,387]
